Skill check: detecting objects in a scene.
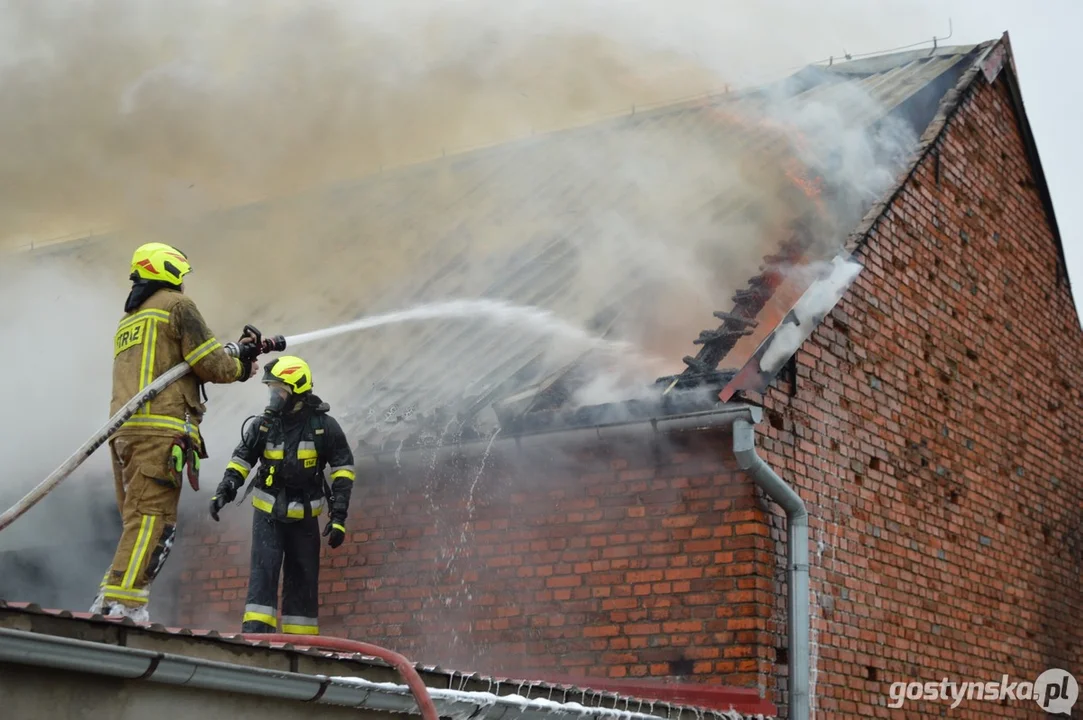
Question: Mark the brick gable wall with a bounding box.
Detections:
[755,71,1083,717]
[173,68,1082,719]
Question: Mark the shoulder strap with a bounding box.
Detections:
[308,412,334,503]
[309,411,328,455]
[239,415,273,501]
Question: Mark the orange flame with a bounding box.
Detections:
[705,103,828,217]
[783,157,827,216]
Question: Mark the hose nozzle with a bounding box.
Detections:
[224,327,286,358]
[261,335,287,354]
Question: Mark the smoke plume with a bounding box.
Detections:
[1,0,942,628]
[0,254,123,608]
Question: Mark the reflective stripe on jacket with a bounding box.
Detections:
[111,288,242,449]
[222,398,356,523]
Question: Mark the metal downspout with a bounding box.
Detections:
[732,414,810,720]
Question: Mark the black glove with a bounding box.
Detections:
[235,326,262,382]
[209,479,239,522]
[323,518,347,549]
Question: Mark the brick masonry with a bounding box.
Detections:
[176,70,1082,718]
[178,431,775,689]
[753,71,1083,718]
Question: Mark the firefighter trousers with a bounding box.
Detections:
[98,434,181,610]
[241,510,321,635]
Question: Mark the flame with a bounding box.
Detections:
[705,103,828,217]
[783,157,826,212]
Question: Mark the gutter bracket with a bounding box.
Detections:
[135,654,162,680]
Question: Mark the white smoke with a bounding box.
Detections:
[0,0,948,616]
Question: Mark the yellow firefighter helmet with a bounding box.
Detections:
[130,243,192,286]
[263,356,313,395]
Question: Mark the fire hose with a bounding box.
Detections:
[238,634,439,720]
[0,327,286,534]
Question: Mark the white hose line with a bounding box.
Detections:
[0,361,193,533]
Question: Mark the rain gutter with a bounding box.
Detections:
[0,627,671,720]
[356,404,757,469]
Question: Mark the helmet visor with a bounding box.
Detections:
[266,381,291,413]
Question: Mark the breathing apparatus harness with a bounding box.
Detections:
[237,399,336,521]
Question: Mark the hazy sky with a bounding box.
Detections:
[0,0,1079,314]
[878,1,1083,316]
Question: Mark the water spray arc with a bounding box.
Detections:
[280,298,639,358]
[0,300,632,534]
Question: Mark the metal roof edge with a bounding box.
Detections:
[355,403,760,468]
[991,32,1079,321]
[0,602,776,719]
[813,42,982,76]
[518,674,778,718]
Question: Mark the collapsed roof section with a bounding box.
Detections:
[702,33,1073,407]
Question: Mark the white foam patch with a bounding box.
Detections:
[758,255,863,375]
[329,676,768,720]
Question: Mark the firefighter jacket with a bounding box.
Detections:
[111,287,244,454]
[222,395,356,524]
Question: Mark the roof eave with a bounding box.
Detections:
[0,626,679,720]
[355,403,760,469]
[0,603,777,719]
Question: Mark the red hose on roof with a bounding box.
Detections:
[239,634,438,720]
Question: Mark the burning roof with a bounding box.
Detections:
[17,40,1033,458]
[315,40,988,453]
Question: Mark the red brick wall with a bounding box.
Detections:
[177,430,777,690]
[755,72,1083,718]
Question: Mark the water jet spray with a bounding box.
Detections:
[0,299,642,534]
[279,298,637,356]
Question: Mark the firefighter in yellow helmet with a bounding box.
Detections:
[91,242,262,622]
[210,356,356,635]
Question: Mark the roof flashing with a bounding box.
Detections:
[814,43,981,76]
